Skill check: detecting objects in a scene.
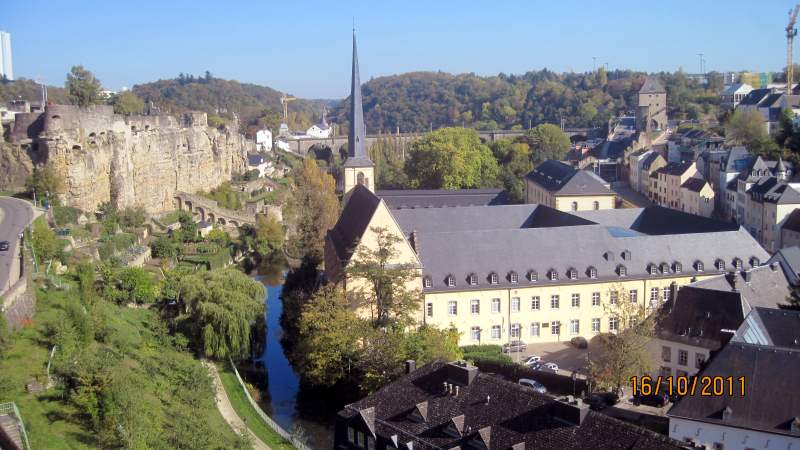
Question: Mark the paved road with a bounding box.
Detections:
[0,197,35,295]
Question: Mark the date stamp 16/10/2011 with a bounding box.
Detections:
[630,375,745,397]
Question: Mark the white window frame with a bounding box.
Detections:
[470,299,480,314]
[468,274,477,286]
[448,301,457,316]
[423,277,432,288]
[629,289,638,303]
[610,291,618,305]
[551,321,561,335]
[550,295,560,309]
[662,286,670,302]
[589,267,597,279]
[548,270,558,281]
[650,287,659,305]
[571,293,580,308]
[490,325,501,340]
[490,273,498,284]
[447,276,455,287]
[591,318,600,332]
[530,322,540,337]
[591,292,600,306]
[470,326,481,342]
[569,319,579,335]
[531,296,540,310]
[511,297,520,312]
[609,317,619,332]
[510,323,521,339]
[510,272,518,284]
[568,268,577,280]
[491,298,501,314]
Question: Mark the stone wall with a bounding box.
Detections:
[2,104,254,213]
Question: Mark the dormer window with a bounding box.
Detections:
[527,270,538,282]
[621,250,631,261]
[715,259,725,271]
[489,272,499,285]
[446,275,455,287]
[604,251,615,261]
[587,266,597,279]
[423,277,432,289]
[548,269,558,281]
[733,258,743,270]
[648,264,658,275]
[567,268,577,280]
[750,257,760,267]
[673,262,682,273]
[660,263,670,274]
[617,265,627,277]
[695,260,704,272]
[468,273,478,286]
[509,271,518,284]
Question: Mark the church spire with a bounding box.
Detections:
[345,31,373,168]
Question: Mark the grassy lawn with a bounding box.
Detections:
[217,363,296,450]
[0,288,246,449]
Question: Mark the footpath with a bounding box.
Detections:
[203,361,271,450]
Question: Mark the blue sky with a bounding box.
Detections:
[4,0,793,98]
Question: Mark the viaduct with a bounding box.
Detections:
[281,128,600,156]
[173,192,257,228]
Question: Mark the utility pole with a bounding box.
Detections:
[697,53,705,74]
[592,56,597,72]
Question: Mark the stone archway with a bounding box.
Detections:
[207,212,216,223]
[229,220,239,228]
[184,200,193,213]
[218,218,227,226]
[196,207,206,222]
[174,197,183,210]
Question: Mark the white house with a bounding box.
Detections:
[719,83,753,110]
[306,109,332,138]
[247,153,274,178]
[256,128,273,152]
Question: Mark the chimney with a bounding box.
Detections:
[551,396,589,426]
[722,407,733,421]
[770,261,780,272]
[405,360,416,374]
[446,360,479,386]
[455,385,460,397]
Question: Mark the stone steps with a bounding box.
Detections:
[0,413,23,450]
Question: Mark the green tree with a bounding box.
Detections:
[492,139,532,203]
[30,218,62,264]
[111,91,145,115]
[284,159,339,264]
[116,267,159,305]
[117,206,146,229]
[776,108,797,150]
[25,164,63,203]
[346,226,422,327]
[66,65,102,107]
[405,127,500,189]
[725,109,779,157]
[254,214,284,257]
[150,236,180,259]
[526,123,570,163]
[175,269,265,359]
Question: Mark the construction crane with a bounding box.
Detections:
[280,94,296,122]
[787,4,800,90]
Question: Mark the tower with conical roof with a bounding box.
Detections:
[341,31,375,194]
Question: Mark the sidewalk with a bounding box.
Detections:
[204,361,271,450]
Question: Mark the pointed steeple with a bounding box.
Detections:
[344,31,373,168]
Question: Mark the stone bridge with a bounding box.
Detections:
[281,127,600,156]
[174,192,257,228]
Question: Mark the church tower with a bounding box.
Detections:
[341,32,375,194]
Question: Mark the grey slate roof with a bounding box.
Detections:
[723,147,751,172]
[655,160,694,177]
[525,160,614,196]
[668,325,800,437]
[377,189,508,209]
[681,177,707,193]
[339,361,685,450]
[326,185,380,263]
[639,76,665,94]
[782,210,800,233]
[640,151,664,171]
[344,32,373,169]
[738,88,773,106]
[247,153,265,166]
[655,286,746,350]
[689,265,792,312]
[732,307,800,349]
[767,246,800,285]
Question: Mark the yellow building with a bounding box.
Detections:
[524,160,616,211]
[679,178,715,218]
[326,185,768,346]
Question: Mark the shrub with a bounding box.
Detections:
[53,205,83,225]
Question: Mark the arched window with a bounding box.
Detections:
[571,201,578,211]
[593,201,600,210]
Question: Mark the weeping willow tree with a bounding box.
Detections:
[176,269,266,359]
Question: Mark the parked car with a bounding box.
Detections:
[543,362,559,372]
[502,340,527,353]
[532,363,556,373]
[518,378,547,394]
[570,336,588,349]
[523,355,541,366]
[632,391,669,407]
[0,241,8,251]
[583,391,619,410]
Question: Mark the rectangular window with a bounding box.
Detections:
[491,325,501,339]
[510,272,518,283]
[531,296,540,310]
[629,289,638,303]
[650,287,659,305]
[571,293,580,308]
[356,432,363,448]
[662,286,671,302]
[347,427,355,443]
[550,295,560,309]
[470,299,480,314]
[367,436,375,450]
[491,298,501,313]
[551,321,561,335]
[511,297,520,312]
[530,322,540,337]
[678,349,688,366]
[510,323,521,339]
[662,346,671,362]
[591,318,600,332]
[609,317,619,332]
[592,292,600,306]
[569,319,579,335]
[426,303,433,318]
[610,291,618,305]
[448,301,457,316]
[470,326,480,342]
[695,353,705,369]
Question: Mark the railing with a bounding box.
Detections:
[227,359,313,450]
[0,402,32,450]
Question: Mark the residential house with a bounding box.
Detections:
[737,88,800,134]
[246,153,274,178]
[719,83,753,110]
[780,210,800,250]
[525,160,616,211]
[680,177,714,218]
[667,308,800,450]
[767,245,800,285]
[649,161,707,212]
[734,155,792,224]
[335,360,686,450]
[255,128,272,152]
[742,172,800,251]
[306,109,332,138]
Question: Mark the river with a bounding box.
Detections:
[249,268,337,450]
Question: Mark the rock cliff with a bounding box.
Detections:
[1,104,252,213]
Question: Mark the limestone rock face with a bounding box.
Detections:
[6,104,252,213]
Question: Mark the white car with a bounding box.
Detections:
[544,362,559,372]
[523,355,541,366]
